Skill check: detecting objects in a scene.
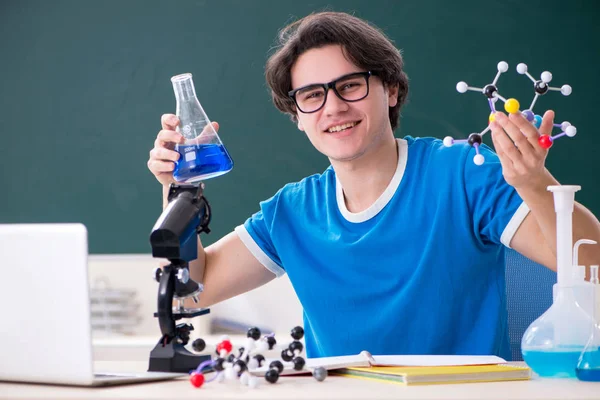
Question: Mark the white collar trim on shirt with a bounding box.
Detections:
[336,138,408,223]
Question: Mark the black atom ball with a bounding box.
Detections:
[192,338,206,352]
[247,327,261,340]
[281,349,293,362]
[534,80,549,95]
[265,369,279,384]
[214,357,225,371]
[227,354,235,363]
[253,354,265,367]
[291,326,304,340]
[468,133,482,146]
[289,340,304,354]
[483,84,497,99]
[293,356,306,371]
[269,360,284,373]
[266,336,277,350]
[234,359,248,373]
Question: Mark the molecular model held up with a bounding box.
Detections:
[444,61,576,165]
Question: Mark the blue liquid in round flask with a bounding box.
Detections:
[170,73,233,183]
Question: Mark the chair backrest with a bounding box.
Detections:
[504,249,556,361]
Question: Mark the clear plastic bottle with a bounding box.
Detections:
[170,73,233,183]
[521,186,596,378]
[576,265,600,381]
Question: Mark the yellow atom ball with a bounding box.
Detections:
[489,112,496,124]
[504,98,520,114]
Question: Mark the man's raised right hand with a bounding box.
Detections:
[148,114,184,186]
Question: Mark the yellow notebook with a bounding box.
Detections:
[250,351,527,381]
[335,364,531,385]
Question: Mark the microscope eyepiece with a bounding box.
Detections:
[150,186,209,261]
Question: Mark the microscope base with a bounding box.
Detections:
[148,340,211,373]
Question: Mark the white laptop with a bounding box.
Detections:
[0,223,185,386]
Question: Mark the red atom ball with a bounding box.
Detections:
[216,340,233,354]
[538,134,553,149]
[190,372,205,388]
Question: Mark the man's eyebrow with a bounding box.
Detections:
[294,82,323,90]
[293,71,363,90]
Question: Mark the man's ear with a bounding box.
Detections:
[291,108,304,131]
[387,84,399,108]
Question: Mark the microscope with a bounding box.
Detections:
[147,183,213,373]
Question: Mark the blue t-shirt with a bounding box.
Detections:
[234,136,529,360]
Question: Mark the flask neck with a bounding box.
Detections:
[171,74,197,102]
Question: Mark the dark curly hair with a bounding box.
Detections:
[265,11,409,131]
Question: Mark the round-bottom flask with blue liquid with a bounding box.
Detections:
[522,346,584,378]
[521,285,594,378]
[170,73,234,184]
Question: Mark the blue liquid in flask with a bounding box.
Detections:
[522,350,583,378]
[576,349,600,382]
[576,368,600,381]
[174,143,233,183]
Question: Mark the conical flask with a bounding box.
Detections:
[576,265,600,381]
[170,73,233,184]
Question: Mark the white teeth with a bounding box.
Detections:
[327,121,357,133]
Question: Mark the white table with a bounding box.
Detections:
[0,361,598,399]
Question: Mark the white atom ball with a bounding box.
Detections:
[541,71,553,83]
[248,377,260,388]
[248,358,259,370]
[256,340,269,353]
[240,372,250,386]
[456,81,468,93]
[474,154,485,166]
[225,367,237,380]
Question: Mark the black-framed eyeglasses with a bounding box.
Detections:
[288,71,374,114]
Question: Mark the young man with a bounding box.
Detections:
[148,12,600,359]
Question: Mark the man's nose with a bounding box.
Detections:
[323,89,349,115]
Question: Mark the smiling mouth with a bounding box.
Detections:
[326,121,360,133]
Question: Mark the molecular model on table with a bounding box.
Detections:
[188,325,328,389]
[443,61,576,165]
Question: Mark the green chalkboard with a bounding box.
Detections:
[1,0,598,253]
